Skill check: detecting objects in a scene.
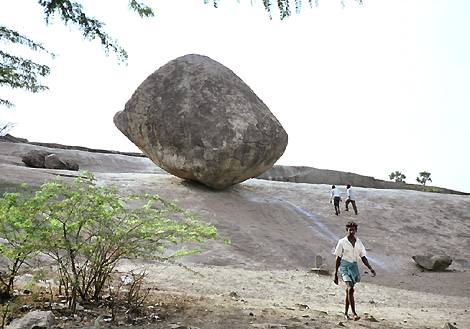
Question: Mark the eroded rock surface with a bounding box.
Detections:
[114,54,288,189]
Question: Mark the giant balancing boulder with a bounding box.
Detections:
[114,54,288,189]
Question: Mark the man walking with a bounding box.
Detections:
[333,221,376,321]
[345,184,358,215]
[330,185,341,215]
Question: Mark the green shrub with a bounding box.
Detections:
[0,172,218,311]
[0,188,46,299]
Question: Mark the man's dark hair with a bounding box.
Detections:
[332,185,336,189]
[346,221,358,229]
[347,184,351,189]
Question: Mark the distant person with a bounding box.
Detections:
[330,185,341,215]
[333,221,376,321]
[345,184,358,215]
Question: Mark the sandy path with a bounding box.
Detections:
[118,261,470,329]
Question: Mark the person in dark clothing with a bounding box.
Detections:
[345,184,358,215]
[330,185,342,215]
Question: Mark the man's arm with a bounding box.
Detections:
[361,256,376,277]
[333,256,341,284]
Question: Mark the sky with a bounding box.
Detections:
[1,0,470,192]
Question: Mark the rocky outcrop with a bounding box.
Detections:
[0,134,28,143]
[412,255,452,271]
[0,134,144,157]
[114,54,288,189]
[22,150,79,171]
[21,150,50,168]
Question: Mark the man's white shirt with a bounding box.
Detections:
[331,187,341,198]
[334,236,366,263]
[347,187,356,200]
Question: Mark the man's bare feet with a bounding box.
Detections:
[344,314,352,320]
[353,314,361,321]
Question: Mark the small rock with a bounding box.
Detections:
[443,322,458,329]
[295,303,309,310]
[50,303,67,310]
[121,275,134,285]
[288,317,301,322]
[6,310,54,329]
[251,324,287,329]
[229,291,239,298]
[309,268,330,275]
[364,314,379,322]
[19,305,32,312]
[412,255,452,271]
[168,325,188,329]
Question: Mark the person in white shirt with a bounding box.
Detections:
[333,221,376,321]
[330,185,342,215]
[345,184,358,215]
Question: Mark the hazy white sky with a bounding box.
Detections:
[1,0,469,192]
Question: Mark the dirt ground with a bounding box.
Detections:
[122,262,470,329]
[47,261,468,329]
[1,141,470,329]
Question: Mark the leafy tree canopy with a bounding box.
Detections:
[416,171,432,186]
[1,0,362,107]
[1,0,154,108]
[389,170,406,183]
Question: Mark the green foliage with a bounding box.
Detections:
[416,171,432,186]
[0,181,34,196]
[39,0,129,61]
[260,0,362,19]
[0,172,218,310]
[0,26,53,108]
[0,302,16,328]
[0,188,47,298]
[389,170,406,183]
[204,0,361,19]
[129,0,155,18]
[1,0,155,107]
